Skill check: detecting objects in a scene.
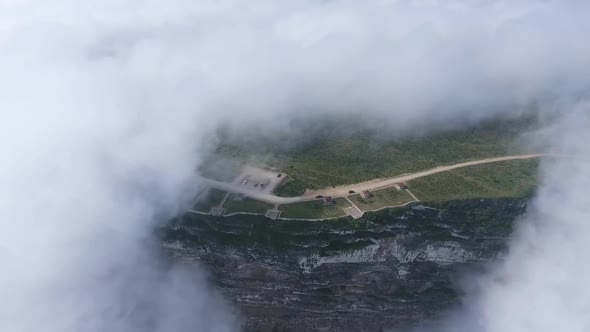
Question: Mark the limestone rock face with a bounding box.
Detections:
[161,198,527,331]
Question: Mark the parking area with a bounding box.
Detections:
[232,166,286,195]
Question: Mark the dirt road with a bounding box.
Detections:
[201,154,544,205]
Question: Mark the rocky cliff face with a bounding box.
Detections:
[159,198,528,331]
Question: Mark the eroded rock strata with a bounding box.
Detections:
[160,199,527,331]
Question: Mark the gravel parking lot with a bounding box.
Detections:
[232,166,286,195]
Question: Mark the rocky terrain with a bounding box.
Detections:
[159,198,529,331]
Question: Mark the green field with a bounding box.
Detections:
[351,188,415,211]
[191,158,539,218]
[208,116,538,196]
[408,159,539,202]
[279,198,351,219]
[223,194,274,214]
[192,188,227,212]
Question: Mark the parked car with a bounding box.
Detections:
[315,195,323,199]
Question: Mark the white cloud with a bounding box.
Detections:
[0,1,589,331]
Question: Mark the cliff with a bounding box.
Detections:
[160,198,528,331]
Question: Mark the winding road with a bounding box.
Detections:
[201,154,544,205]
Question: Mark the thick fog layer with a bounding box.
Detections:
[471,109,590,332]
[0,1,589,332]
[412,108,590,332]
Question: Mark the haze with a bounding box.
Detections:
[1,1,589,331]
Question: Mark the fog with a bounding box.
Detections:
[0,1,589,331]
[410,107,590,332]
[470,108,590,332]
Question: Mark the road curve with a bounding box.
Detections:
[201,154,544,205]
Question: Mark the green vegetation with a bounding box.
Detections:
[408,159,539,202]
[279,198,351,219]
[351,188,415,211]
[191,188,227,212]
[274,177,310,197]
[223,194,274,214]
[209,116,538,196]
[193,116,542,218]
[173,197,526,252]
[191,158,539,218]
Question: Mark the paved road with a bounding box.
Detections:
[201,154,544,205]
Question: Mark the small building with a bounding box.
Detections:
[394,183,408,191]
[323,196,335,206]
[361,190,373,199]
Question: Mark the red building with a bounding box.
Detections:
[323,196,335,205]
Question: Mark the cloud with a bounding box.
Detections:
[0,1,589,332]
[470,108,590,332]
[409,106,590,332]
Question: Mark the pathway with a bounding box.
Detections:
[201,154,544,205]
